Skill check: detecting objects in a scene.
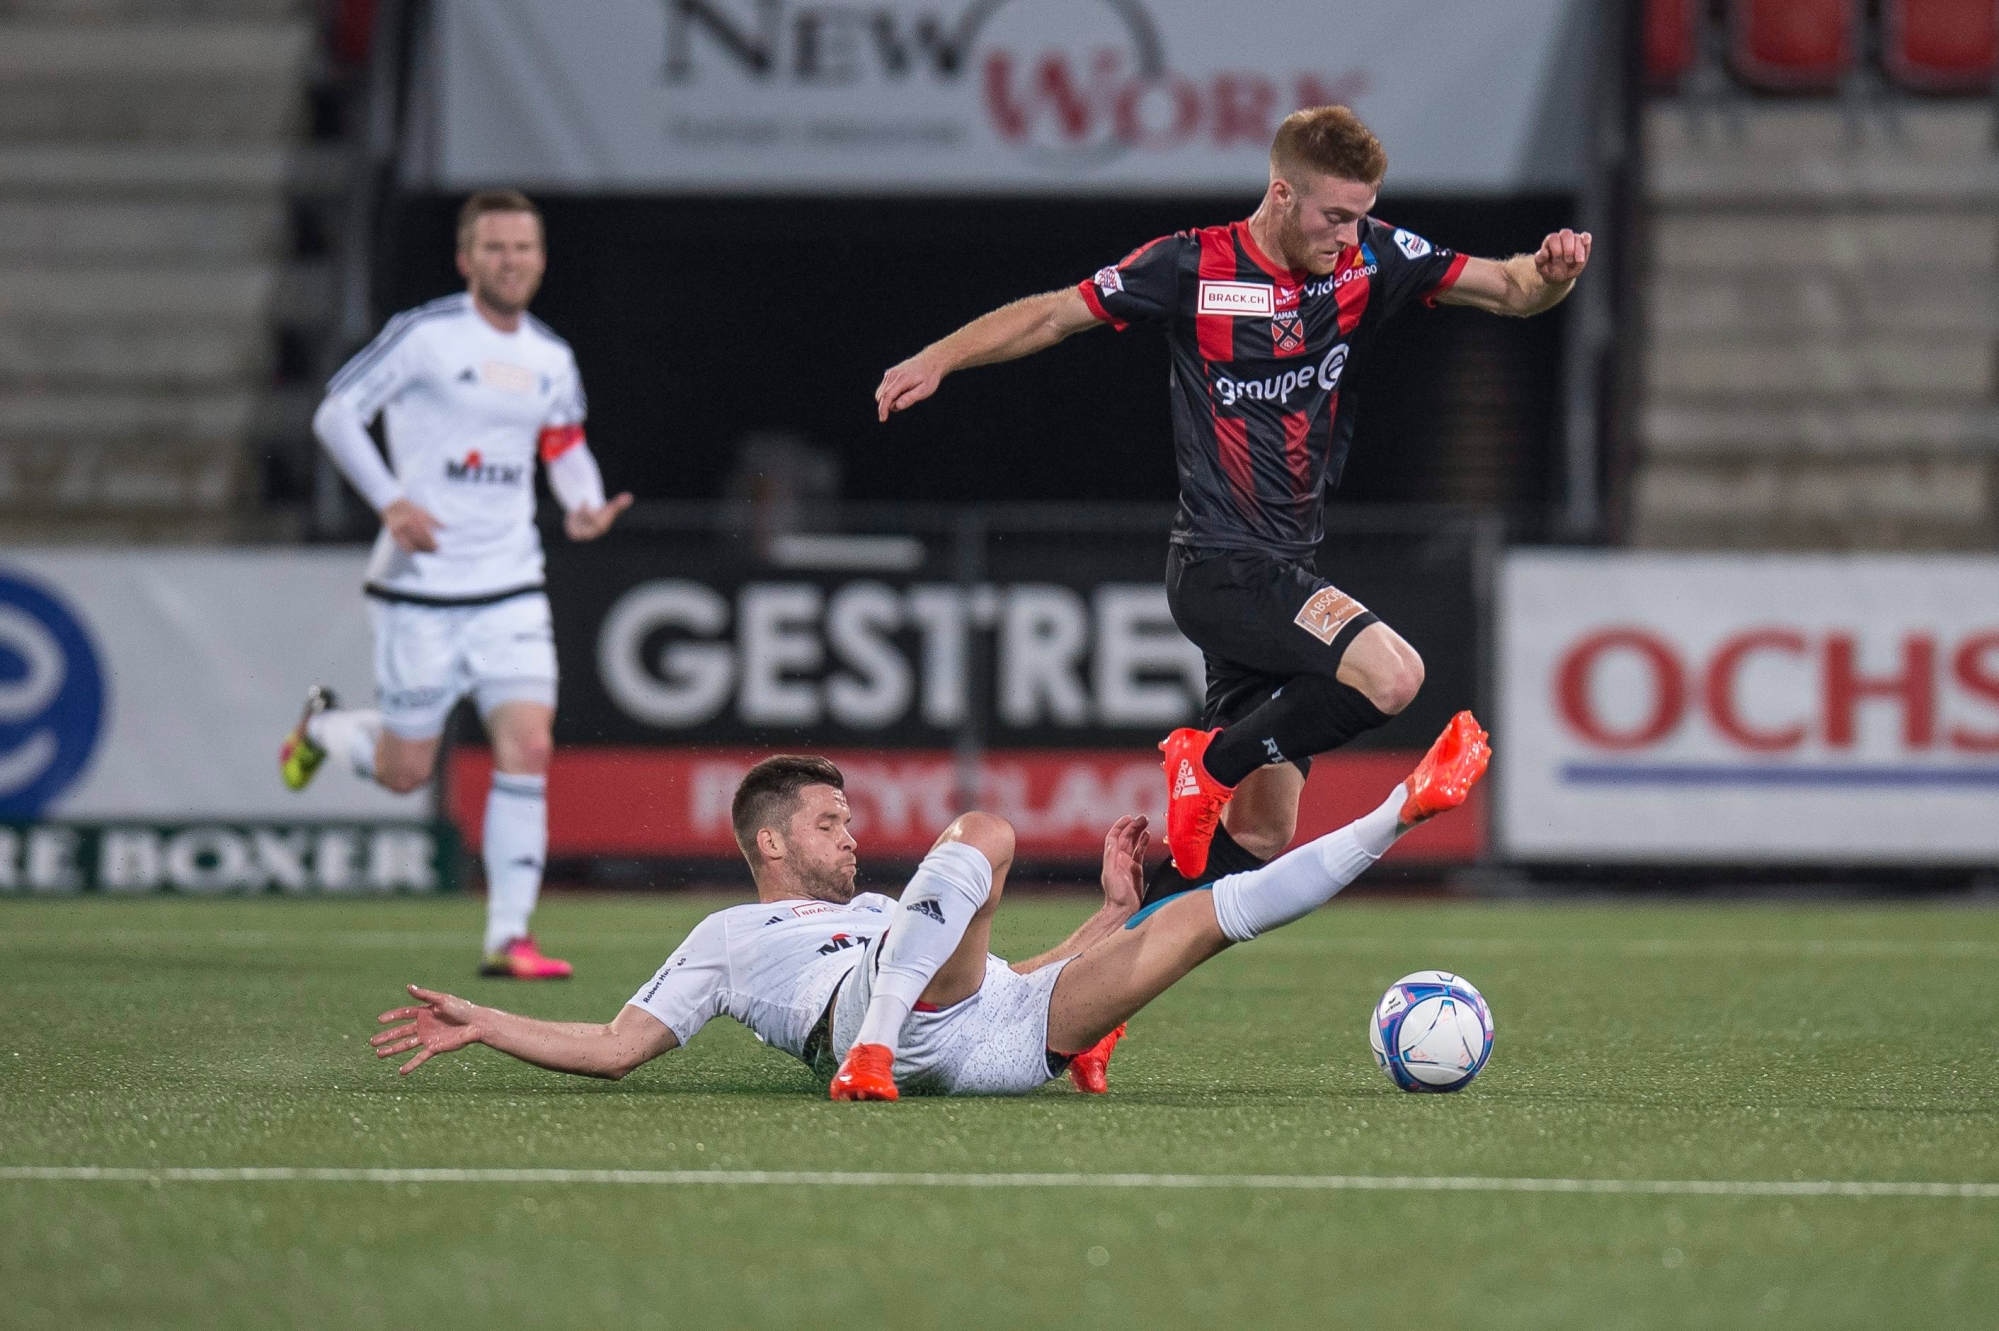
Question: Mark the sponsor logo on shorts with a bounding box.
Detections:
[1292,586,1369,646]
[1093,266,1124,297]
[1198,280,1273,317]
[1263,737,1284,763]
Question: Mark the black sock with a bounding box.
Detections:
[1201,676,1392,788]
[1139,823,1266,907]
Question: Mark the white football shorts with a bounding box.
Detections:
[368,592,558,739]
[829,933,1071,1097]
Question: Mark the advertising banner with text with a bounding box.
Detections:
[1498,553,1999,864]
[421,0,1586,194]
[0,550,448,893]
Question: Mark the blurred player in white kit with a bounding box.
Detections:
[280,191,631,979]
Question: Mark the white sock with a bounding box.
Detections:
[852,840,995,1054]
[307,708,382,781]
[481,772,548,955]
[1210,784,1408,943]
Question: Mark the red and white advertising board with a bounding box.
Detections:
[1499,553,1999,863]
[452,747,1483,866]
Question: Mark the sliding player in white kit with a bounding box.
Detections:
[281,191,631,979]
[368,714,1490,1098]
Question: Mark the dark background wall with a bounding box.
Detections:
[378,193,1572,532]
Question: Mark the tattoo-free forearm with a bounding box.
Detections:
[1013,903,1136,975]
[1501,253,1574,317]
[471,1007,644,1080]
[924,290,1086,374]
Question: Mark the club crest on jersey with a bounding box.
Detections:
[1271,284,1305,356]
[443,450,526,485]
[1198,280,1273,317]
[1292,585,1370,646]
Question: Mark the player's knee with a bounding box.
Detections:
[1373,650,1425,715]
[500,732,554,775]
[940,811,1015,875]
[377,762,430,795]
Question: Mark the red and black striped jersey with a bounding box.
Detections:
[1077,216,1465,560]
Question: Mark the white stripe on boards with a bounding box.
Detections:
[3,1167,1996,1199]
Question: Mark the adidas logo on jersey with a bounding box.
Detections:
[443,450,526,485]
[1173,760,1201,798]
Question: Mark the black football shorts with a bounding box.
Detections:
[1165,544,1381,748]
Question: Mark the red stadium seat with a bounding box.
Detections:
[1884,0,1997,92]
[1646,0,1701,87]
[1729,0,1857,90]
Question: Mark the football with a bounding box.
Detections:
[1369,970,1494,1093]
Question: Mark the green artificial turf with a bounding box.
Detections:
[2,892,1996,1330]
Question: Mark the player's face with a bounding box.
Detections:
[779,785,859,903]
[1279,173,1378,275]
[456,211,546,316]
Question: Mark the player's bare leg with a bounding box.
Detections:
[830,812,1015,1101]
[1162,620,1426,885]
[1053,712,1487,1055]
[479,701,567,979]
[1220,761,1304,860]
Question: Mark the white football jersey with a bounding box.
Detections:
[325,293,586,600]
[626,892,898,1062]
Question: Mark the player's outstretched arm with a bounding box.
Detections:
[370,984,677,1078]
[1011,814,1146,975]
[1437,228,1591,318]
[876,286,1102,421]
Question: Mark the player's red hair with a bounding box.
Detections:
[1270,106,1388,186]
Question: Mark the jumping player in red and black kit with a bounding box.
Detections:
[876,106,1589,911]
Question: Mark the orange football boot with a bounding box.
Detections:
[829,1043,898,1101]
[1067,1023,1127,1095]
[1399,711,1492,826]
[1159,728,1235,877]
[479,936,574,980]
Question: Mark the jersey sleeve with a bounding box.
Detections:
[1076,233,1187,331]
[1372,222,1468,321]
[324,311,428,421]
[538,350,588,461]
[625,912,730,1044]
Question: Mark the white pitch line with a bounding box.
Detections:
[2,1167,1995,1199]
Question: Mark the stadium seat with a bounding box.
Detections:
[1884,0,1997,92]
[1646,0,1701,88]
[1729,0,1857,90]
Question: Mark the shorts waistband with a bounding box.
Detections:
[363,582,546,608]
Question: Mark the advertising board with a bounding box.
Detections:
[0,551,449,894]
[1498,553,1999,863]
[420,0,1586,194]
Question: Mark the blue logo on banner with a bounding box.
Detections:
[0,571,105,816]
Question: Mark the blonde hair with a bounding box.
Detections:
[456,190,542,252]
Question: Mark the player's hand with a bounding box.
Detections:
[382,498,442,554]
[1100,814,1148,916]
[564,492,633,542]
[1534,229,1592,285]
[371,985,482,1075]
[875,354,944,422]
